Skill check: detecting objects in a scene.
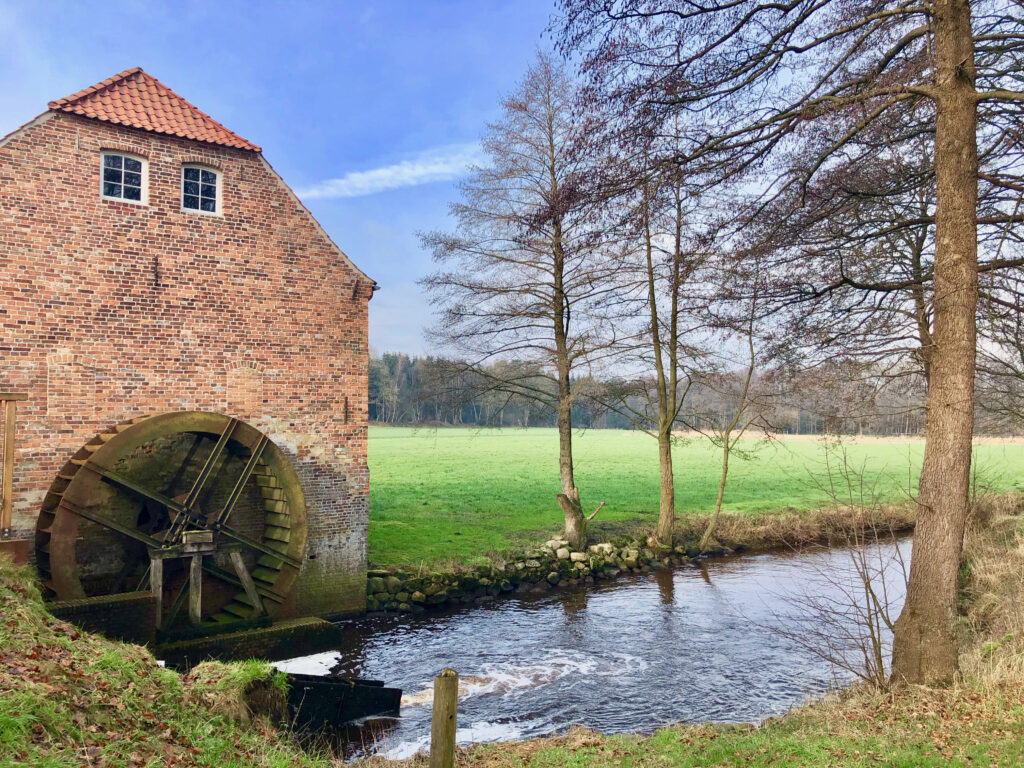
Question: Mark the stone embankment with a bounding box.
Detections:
[365,537,711,613]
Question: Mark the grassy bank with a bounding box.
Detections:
[360,494,1024,768]
[369,427,1024,567]
[0,557,325,768]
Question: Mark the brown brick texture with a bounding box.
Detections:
[0,111,373,617]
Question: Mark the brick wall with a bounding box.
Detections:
[0,110,373,617]
[49,592,157,645]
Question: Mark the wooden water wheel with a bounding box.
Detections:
[35,412,306,627]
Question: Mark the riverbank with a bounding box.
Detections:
[364,503,917,614]
[367,427,1024,568]
[355,492,1024,767]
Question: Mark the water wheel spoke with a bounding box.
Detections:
[212,434,268,528]
[202,560,286,604]
[182,417,238,509]
[217,522,300,568]
[61,499,161,548]
[83,461,192,520]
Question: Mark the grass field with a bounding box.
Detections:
[368,427,1024,568]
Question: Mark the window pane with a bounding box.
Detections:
[200,197,217,212]
[201,170,216,184]
[103,167,122,183]
[103,154,122,169]
[124,157,142,172]
[183,180,199,196]
[123,185,141,201]
[183,195,199,209]
[183,167,200,181]
[201,184,216,198]
[123,171,141,187]
[103,182,122,198]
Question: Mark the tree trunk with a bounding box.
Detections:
[891,0,978,686]
[556,396,585,549]
[656,430,675,546]
[557,488,586,550]
[700,433,730,552]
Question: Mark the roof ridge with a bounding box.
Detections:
[48,67,143,109]
[47,68,260,152]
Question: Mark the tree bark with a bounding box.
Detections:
[656,431,675,545]
[555,392,585,548]
[700,435,731,553]
[557,487,586,550]
[891,0,978,686]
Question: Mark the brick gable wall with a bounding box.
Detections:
[0,111,372,617]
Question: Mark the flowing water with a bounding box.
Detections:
[277,539,910,759]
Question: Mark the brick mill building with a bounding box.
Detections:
[0,68,375,626]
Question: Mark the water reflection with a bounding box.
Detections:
[277,538,910,760]
[653,566,674,605]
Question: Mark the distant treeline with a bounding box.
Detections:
[369,351,954,436]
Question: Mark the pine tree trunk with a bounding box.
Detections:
[891,0,978,686]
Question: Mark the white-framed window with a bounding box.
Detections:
[181,165,220,214]
[100,152,146,203]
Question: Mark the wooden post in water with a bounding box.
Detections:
[430,668,458,768]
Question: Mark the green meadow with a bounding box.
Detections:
[367,426,1024,567]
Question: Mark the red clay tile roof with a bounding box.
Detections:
[49,67,260,152]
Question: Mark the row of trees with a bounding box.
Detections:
[369,350,958,436]
[416,0,1024,686]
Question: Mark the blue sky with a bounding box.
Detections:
[0,0,556,353]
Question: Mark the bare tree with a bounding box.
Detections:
[420,52,616,548]
[698,264,770,552]
[597,149,712,546]
[557,0,1024,686]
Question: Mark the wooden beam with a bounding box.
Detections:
[0,393,28,401]
[189,554,203,626]
[1,400,14,536]
[150,556,164,629]
[216,523,300,569]
[229,549,265,617]
[212,435,267,527]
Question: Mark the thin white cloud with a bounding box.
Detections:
[299,142,484,199]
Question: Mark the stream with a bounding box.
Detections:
[277,538,910,759]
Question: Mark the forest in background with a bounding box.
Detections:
[369,350,1022,436]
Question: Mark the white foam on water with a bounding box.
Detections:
[383,719,531,760]
[273,651,340,675]
[400,649,647,707]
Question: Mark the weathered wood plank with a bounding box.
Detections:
[189,554,203,626]
[430,668,458,768]
[229,549,264,617]
[150,557,164,628]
